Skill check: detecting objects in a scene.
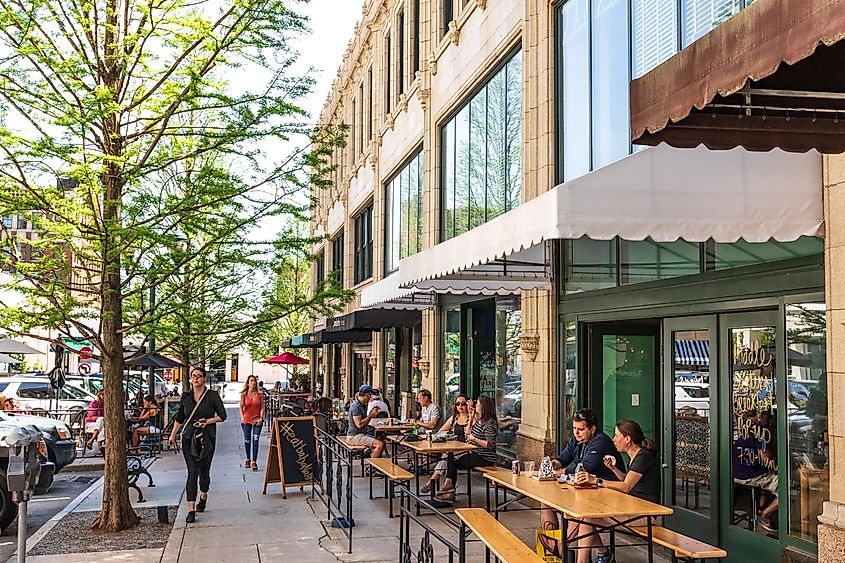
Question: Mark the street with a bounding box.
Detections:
[0,471,101,563]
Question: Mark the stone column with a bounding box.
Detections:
[819,154,845,562]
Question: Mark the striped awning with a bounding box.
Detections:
[674,339,710,366]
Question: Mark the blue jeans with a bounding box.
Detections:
[241,423,261,461]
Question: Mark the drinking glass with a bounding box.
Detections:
[523,460,535,477]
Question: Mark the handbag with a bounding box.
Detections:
[181,390,209,461]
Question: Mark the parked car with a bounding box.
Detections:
[0,376,95,411]
[0,411,76,472]
[0,427,56,528]
[675,382,710,417]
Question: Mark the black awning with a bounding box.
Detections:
[326,309,421,332]
[288,329,373,347]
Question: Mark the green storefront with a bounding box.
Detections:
[558,238,829,561]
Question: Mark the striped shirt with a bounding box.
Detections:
[470,419,498,463]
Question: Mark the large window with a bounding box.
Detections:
[353,203,373,284]
[385,151,423,273]
[564,237,823,294]
[315,251,325,285]
[441,50,522,240]
[331,232,344,286]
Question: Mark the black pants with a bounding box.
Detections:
[446,451,493,485]
[182,439,214,502]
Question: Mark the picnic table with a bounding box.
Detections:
[387,434,476,514]
[482,467,672,563]
[368,419,414,433]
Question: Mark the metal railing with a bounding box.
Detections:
[313,425,356,554]
[397,484,473,563]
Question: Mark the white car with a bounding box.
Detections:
[675,383,710,417]
[0,376,95,412]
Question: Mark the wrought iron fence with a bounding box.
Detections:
[313,425,356,553]
[397,484,473,563]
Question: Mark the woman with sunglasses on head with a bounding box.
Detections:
[239,375,265,471]
[421,394,471,493]
[169,367,227,524]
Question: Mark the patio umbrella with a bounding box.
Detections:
[262,352,309,365]
[0,353,20,364]
[126,353,183,369]
[0,338,42,355]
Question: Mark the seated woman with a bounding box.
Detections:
[131,395,161,448]
[0,395,15,412]
[435,395,498,503]
[421,394,472,493]
[85,391,105,451]
[570,419,660,563]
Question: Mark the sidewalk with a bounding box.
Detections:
[17,407,670,562]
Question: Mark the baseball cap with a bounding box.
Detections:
[358,384,374,396]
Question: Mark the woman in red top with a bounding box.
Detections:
[239,375,265,471]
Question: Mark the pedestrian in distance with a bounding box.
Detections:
[169,366,227,524]
[240,375,265,471]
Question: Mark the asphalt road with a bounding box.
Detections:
[0,470,101,562]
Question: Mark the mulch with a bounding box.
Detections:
[29,506,177,555]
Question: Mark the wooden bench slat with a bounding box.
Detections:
[473,466,498,474]
[365,458,413,481]
[631,526,727,559]
[455,508,544,563]
[336,436,367,451]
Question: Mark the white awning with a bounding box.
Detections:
[359,274,434,309]
[399,145,823,286]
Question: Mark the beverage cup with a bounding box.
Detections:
[524,460,535,477]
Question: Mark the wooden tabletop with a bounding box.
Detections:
[368,420,414,432]
[387,435,477,454]
[483,467,672,519]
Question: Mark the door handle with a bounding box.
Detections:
[662,463,668,469]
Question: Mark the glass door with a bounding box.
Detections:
[587,322,659,448]
[663,316,718,544]
[719,311,780,562]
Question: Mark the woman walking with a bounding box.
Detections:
[169,367,227,524]
[240,375,265,471]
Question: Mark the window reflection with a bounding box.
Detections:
[442,306,461,414]
[493,301,522,454]
[786,303,828,543]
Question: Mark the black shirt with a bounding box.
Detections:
[175,389,227,441]
[628,448,661,503]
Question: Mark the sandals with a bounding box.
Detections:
[421,480,435,494]
[251,461,258,472]
[435,490,455,502]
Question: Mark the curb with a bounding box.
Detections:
[7,475,105,562]
[159,489,186,563]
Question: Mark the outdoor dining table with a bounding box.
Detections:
[387,434,477,514]
[482,467,672,563]
[368,419,414,433]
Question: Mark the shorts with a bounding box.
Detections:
[735,472,778,494]
[347,433,379,447]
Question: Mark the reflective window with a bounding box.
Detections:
[563,321,577,427]
[713,237,824,270]
[631,0,678,79]
[621,239,700,285]
[682,0,742,47]
[494,300,522,454]
[564,236,617,293]
[442,306,461,412]
[17,383,52,400]
[671,330,712,515]
[353,203,373,284]
[561,0,590,181]
[730,326,779,537]
[315,252,325,285]
[385,151,423,273]
[591,0,630,167]
[441,50,522,240]
[786,303,828,543]
[331,232,344,286]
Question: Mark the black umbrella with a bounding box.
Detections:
[126,354,183,369]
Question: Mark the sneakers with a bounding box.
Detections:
[196,497,207,512]
[594,549,615,563]
[186,511,196,523]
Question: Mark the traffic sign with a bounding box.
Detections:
[79,346,93,360]
[78,362,91,375]
[164,372,173,382]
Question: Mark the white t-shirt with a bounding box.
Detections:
[420,403,442,428]
[368,399,389,416]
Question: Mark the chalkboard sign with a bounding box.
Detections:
[262,417,319,498]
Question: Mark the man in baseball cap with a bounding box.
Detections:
[346,384,384,457]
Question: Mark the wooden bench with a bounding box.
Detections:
[631,525,727,563]
[127,455,156,502]
[455,508,544,563]
[365,458,414,517]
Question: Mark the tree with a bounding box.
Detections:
[0,0,347,531]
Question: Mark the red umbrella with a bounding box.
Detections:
[262,352,309,365]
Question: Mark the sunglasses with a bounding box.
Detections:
[190,373,206,379]
[455,401,467,406]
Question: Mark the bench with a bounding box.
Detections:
[336,435,368,475]
[127,454,156,502]
[365,458,414,517]
[631,525,727,563]
[455,508,544,563]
